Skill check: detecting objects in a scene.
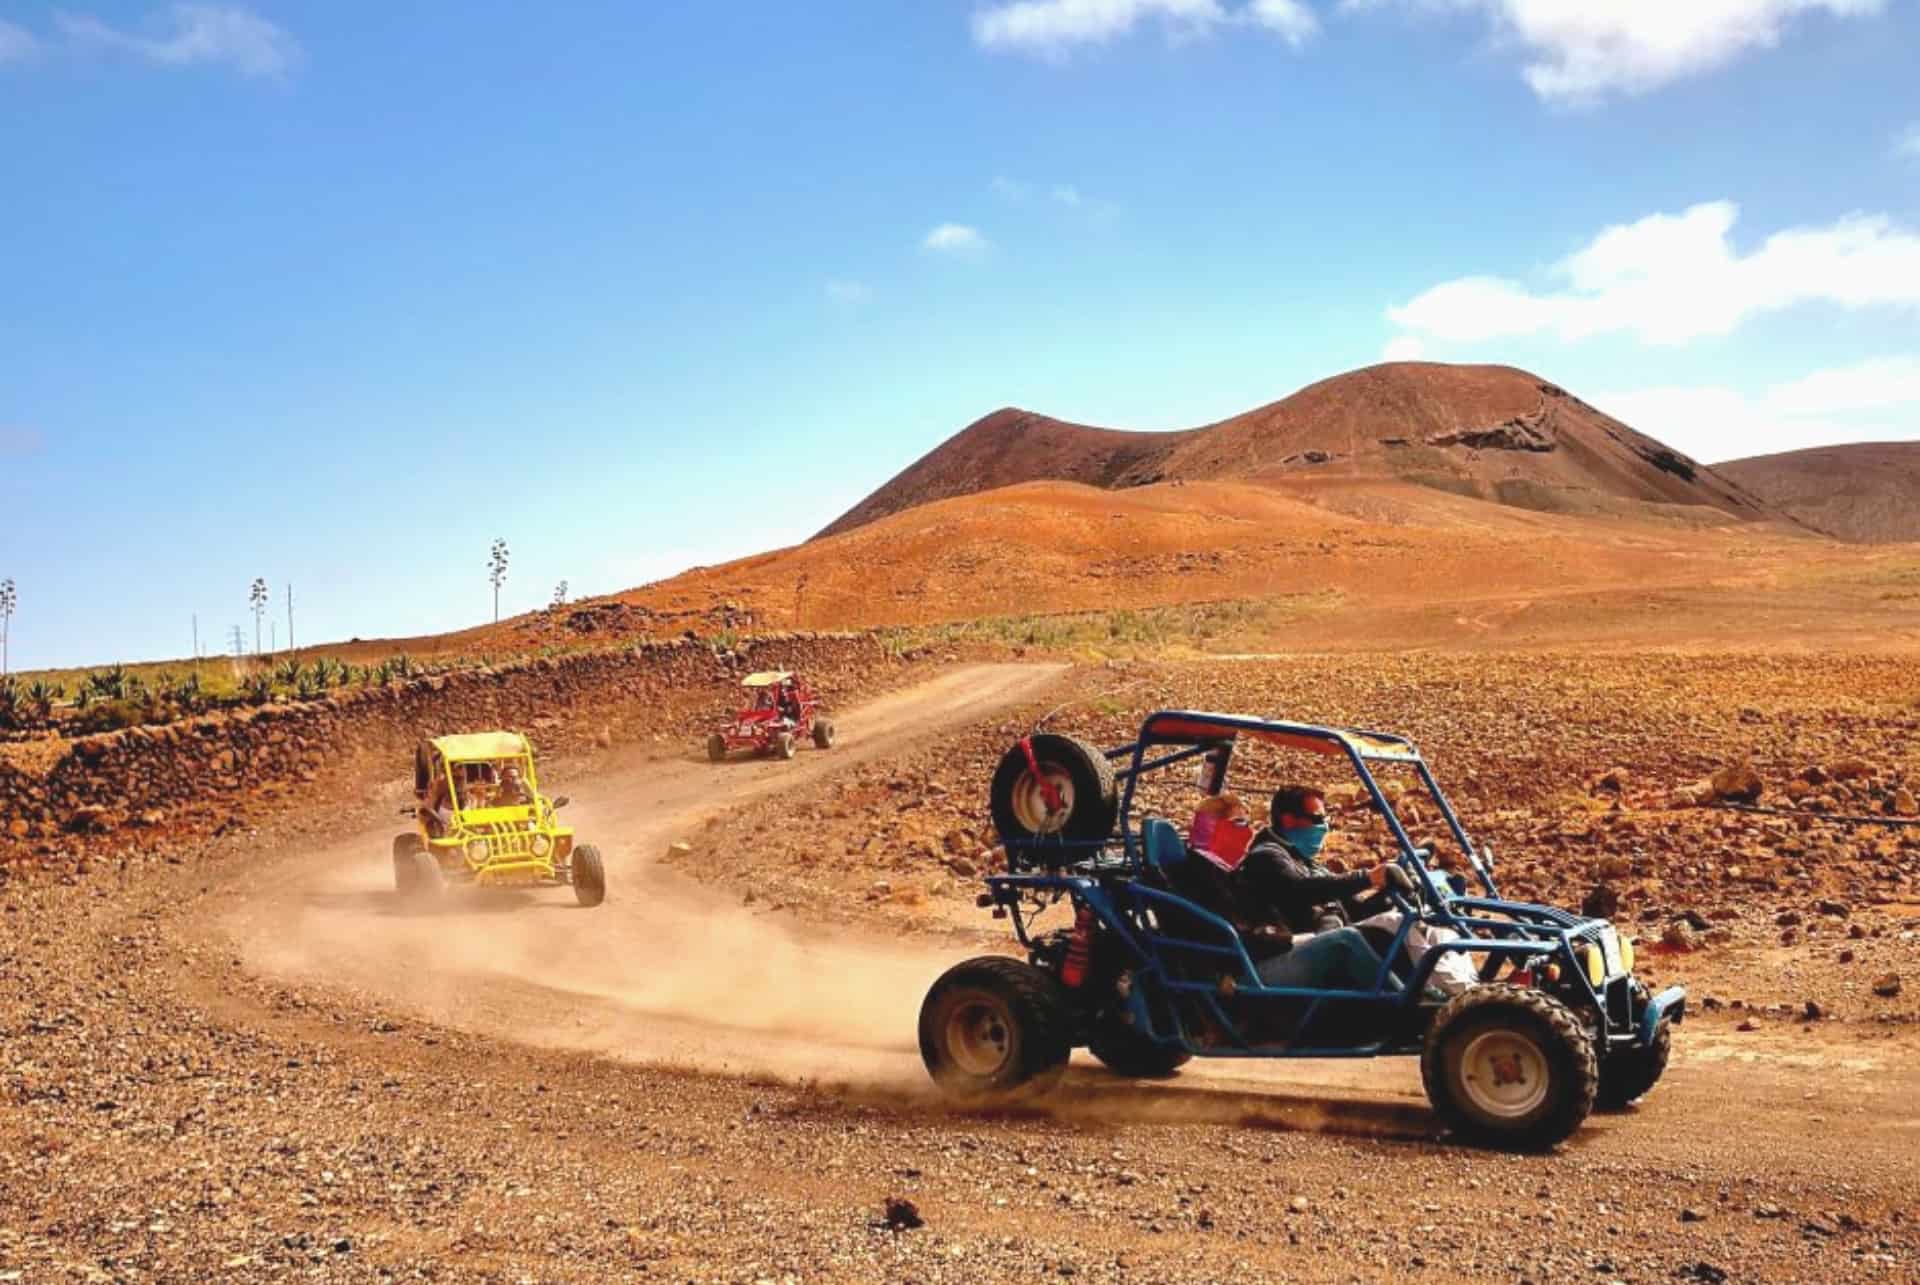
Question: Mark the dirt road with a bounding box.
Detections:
[6,661,1919,1282]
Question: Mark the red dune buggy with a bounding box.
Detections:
[707,670,835,762]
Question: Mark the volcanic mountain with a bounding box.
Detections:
[1716,442,1920,543]
[817,362,1775,538]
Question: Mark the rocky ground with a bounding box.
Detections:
[4,653,1920,1282]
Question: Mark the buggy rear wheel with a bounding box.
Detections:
[812,717,835,749]
[919,957,1070,1102]
[706,733,727,762]
[1421,984,1597,1151]
[571,844,606,908]
[776,731,796,760]
[988,733,1118,845]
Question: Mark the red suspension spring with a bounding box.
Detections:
[1061,905,1094,988]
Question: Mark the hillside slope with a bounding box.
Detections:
[817,362,1775,538]
[1717,442,1920,543]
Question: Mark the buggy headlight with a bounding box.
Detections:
[530,834,552,857]
[1618,935,1635,974]
[466,839,489,862]
[1580,944,1606,987]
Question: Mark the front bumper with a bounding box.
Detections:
[1641,984,1687,1045]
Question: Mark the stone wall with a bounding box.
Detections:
[0,632,897,864]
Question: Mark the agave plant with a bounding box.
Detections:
[389,653,419,679]
[169,670,204,712]
[23,678,61,724]
[243,672,273,705]
[87,664,131,701]
[272,657,302,688]
[0,677,20,729]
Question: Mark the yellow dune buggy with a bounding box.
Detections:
[392,731,606,907]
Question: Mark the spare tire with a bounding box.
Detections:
[989,733,1117,844]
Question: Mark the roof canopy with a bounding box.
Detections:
[1138,711,1422,763]
[741,671,792,687]
[431,731,531,762]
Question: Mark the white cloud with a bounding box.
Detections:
[990,175,1031,203]
[56,4,300,78]
[1896,122,1920,160]
[0,19,40,62]
[824,279,873,306]
[1344,1,1884,101]
[1050,183,1083,207]
[923,223,989,254]
[1382,335,1427,361]
[972,0,1317,56]
[1387,200,1920,346]
[1594,355,1920,462]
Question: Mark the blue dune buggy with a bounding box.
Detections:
[918,711,1686,1149]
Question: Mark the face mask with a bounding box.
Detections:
[1280,818,1329,859]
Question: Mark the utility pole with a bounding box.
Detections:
[271,621,277,654]
[193,613,200,661]
[286,583,295,657]
[0,578,14,676]
[229,624,245,657]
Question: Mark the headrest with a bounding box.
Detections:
[1141,817,1188,871]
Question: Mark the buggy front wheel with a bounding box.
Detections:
[399,849,445,908]
[776,731,796,760]
[1597,981,1672,1109]
[391,832,425,895]
[706,733,727,763]
[1421,984,1597,1150]
[571,844,607,908]
[812,717,835,749]
[919,957,1070,1102]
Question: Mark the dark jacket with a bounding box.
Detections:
[1238,828,1374,934]
[1158,847,1295,961]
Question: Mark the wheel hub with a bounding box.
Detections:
[1459,1029,1550,1119]
[946,998,1015,1077]
[1011,769,1074,834]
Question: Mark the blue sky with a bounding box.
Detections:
[3,1,1918,669]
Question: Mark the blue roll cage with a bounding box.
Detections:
[986,710,1683,1058]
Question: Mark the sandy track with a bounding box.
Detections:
[218,664,1065,1085]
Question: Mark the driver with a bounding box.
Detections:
[1239,785,1398,934]
[497,762,533,807]
[1242,784,1473,996]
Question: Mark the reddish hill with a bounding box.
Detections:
[1716,442,1920,543]
[817,362,1777,538]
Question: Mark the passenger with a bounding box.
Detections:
[1189,794,1256,871]
[460,763,497,811]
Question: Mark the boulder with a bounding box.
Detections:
[1709,763,1763,804]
